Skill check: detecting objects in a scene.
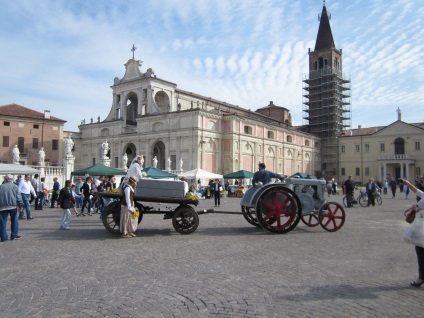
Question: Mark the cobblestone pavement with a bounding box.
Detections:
[0,190,422,317]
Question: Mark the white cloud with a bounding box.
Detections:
[0,0,423,131]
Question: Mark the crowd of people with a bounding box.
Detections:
[2,162,423,288]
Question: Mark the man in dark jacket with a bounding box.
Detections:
[252,163,285,186]
[50,177,60,208]
[80,176,93,216]
[365,178,377,206]
[344,175,355,207]
[57,180,75,230]
[0,174,24,241]
[389,178,397,198]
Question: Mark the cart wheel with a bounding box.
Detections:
[101,201,121,235]
[318,202,345,232]
[134,202,145,224]
[359,195,368,207]
[172,205,199,235]
[241,205,260,227]
[376,195,382,205]
[255,187,301,234]
[301,212,320,227]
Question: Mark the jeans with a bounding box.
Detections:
[0,208,19,241]
[81,197,92,214]
[76,195,83,208]
[37,191,45,209]
[20,193,32,218]
[61,209,71,229]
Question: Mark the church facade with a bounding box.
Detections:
[74,58,321,176]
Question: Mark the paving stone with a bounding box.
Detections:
[0,194,422,317]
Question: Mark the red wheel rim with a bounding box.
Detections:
[319,202,345,232]
[259,190,297,229]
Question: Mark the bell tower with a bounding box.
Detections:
[302,0,351,178]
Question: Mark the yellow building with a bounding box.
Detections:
[339,111,424,184]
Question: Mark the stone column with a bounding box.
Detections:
[63,155,75,181]
[406,162,410,180]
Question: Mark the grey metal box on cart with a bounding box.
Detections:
[136,179,188,198]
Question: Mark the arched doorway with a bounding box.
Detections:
[152,141,166,170]
[123,143,137,168]
[125,92,138,125]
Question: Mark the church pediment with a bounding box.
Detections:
[373,121,424,137]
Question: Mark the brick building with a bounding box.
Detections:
[0,104,66,166]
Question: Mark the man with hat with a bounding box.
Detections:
[0,174,24,242]
[344,175,355,207]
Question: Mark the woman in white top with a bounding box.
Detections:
[36,177,48,210]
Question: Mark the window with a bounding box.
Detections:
[341,168,345,176]
[244,126,253,135]
[355,168,360,176]
[258,145,262,153]
[365,167,369,176]
[416,167,421,177]
[32,138,39,149]
[33,124,39,129]
[394,137,405,154]
[365,144,370,152]
[52,139,59,150]
[286,135,293,143]
[341,145,345,153]
[267,131,274,139]
[4,121,10,126]
[415,141,421,151]
[3,136,9,147]
[305,140,310,146]
[18,137,24,153]
[380,143,385,152]
[355,145,360,152]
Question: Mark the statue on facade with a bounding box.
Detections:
[140,156,144,169]
[122,153,128,168]
[168,157,172,171]
[38,147,45,166]
[12,145,20,164]
[153,156,158,168]
[64,135,74,156]
[101,139,110,159]
[180,158,183,170]
[396,107,402,121]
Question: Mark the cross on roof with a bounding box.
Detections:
[131,44,137,59]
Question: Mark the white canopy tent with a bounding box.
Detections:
[178,168,223,181]
[0,163,41,175]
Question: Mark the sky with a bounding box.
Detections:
[0,0,423,132]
